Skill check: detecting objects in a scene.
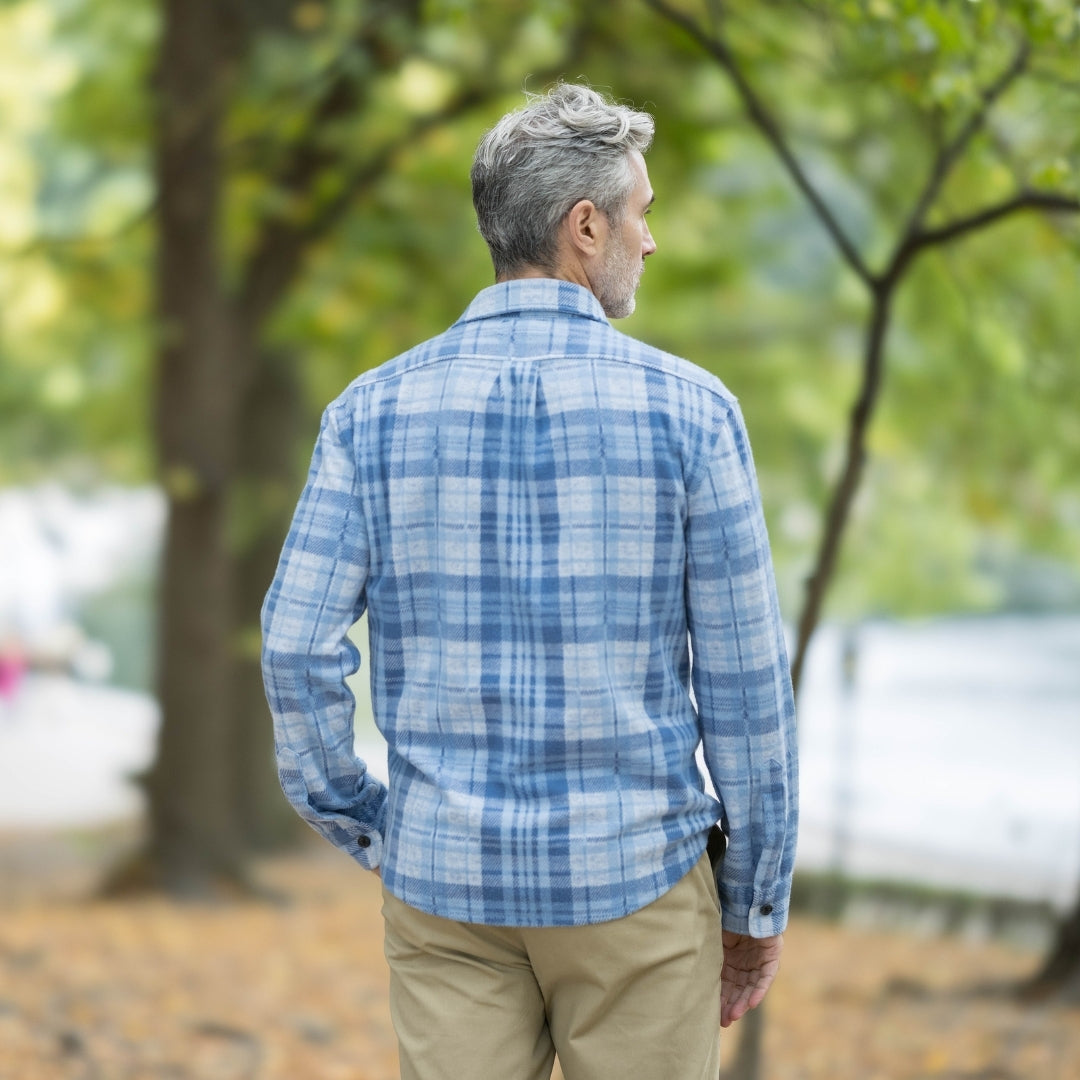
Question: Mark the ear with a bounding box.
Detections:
[564,199,607,259]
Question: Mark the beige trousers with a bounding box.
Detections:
[382,852,723,1080]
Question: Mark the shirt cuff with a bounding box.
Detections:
[326,817,383,871]
[354,829,382,871]
[721,895,788,937]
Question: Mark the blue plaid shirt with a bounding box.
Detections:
[261,279,797,936]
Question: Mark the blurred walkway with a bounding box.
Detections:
[1,844,1076,1080]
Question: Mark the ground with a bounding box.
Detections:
[0,831,1076,1080]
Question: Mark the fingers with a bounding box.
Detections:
[719,933,783,1028]
[721,977,762,1028]
[720,974,771,1027]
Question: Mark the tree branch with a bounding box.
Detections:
[896,41,1030,248]
[789,186,1078,690]
[271,9,417,182]
[232,1,424,315]
[789,292,892,693]
[911,188,1080,252]
[1028,66,1080,95]
[235,85,489,325]
[643,0,874,286]
[235,10,595,328]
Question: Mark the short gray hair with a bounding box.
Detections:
[471,83,655,277]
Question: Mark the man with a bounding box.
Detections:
[262,82,797,1080]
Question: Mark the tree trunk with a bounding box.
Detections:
[105,0,245,896]
[1021,888,1080,1002]
[723,1005,763,1080]
[230,344,308,851]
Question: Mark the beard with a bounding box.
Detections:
[592,230,643,320]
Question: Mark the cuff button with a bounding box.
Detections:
[760,903,773,915]
[357,835,371,849]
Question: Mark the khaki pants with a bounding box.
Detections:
[382,852,723,1080]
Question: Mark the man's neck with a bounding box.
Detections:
[498,260,591,294]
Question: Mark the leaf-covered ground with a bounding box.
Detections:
[0,834,1076,1079]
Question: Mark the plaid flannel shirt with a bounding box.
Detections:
[261,279,798,935]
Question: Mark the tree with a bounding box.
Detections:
[100,0,597,893]
[644,0,1080,691]
[640,0,1080,1073]
[6,0,1079,999]
[136,0,241,892]
[1022,901,1080,1002]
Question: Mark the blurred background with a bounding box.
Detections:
[1,1,1079,1077]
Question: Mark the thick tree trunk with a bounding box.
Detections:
[96,0,586,897]
[230,344,308,851]
[142,489,243,891]
[106,0,245,895]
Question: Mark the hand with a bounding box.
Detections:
[720,931,783,1028]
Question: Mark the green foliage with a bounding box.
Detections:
[2,0,1078,616]
[625,0,1080,615]
[0,0,155,483]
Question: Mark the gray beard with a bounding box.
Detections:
[594,241,641,320]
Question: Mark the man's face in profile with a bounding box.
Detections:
[592,150,657,319]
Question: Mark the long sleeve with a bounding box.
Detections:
[685,400,798,937]
[260,404,386,869]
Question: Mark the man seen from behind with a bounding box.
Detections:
[261,82,799,1080]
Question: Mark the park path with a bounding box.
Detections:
[1,838,1077,1079]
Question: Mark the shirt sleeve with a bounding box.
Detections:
[260,401,387,869]
[685,399,799,937]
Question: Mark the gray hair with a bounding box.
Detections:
[471,83,655,277]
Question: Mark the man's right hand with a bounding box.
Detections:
[719,931,783,1027]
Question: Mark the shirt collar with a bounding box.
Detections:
[455,279,610,327]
